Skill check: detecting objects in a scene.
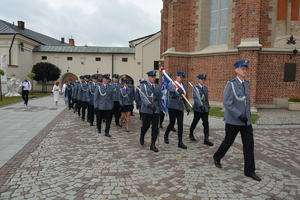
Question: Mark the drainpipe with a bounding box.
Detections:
[112,54,114,75]
[9,34,16,65]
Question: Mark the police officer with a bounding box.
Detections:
[213,60,261,182]
[128,80,135,117]
[135,79,147,120]
[139,71,161,152]
[87,75,98,126]
[189,74,213,146]
[79,75,90,121]
[65,80,74,110]
[119,79,135,132]
[72,80,80,113]
[111,74,122,126]
[164,72,190,149]
[94,74,114,137]
[76,76,85,117]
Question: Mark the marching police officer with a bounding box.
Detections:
[139,71,161,152]
[94,74,114,137]
[72,80,80,113]
[76,76,85,117]
[189,74,213,146]
[135,79,147,120]
[87,74,98,126]
[213,60,261,182]
[119,79,135,132]
[79,75,90,121]
[111,74,122,126]
[164,72,190,149]
[65,80,73,110]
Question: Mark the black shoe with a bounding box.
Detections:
[140,135,145,145]
[160,125,163,129]
[204,140,214,146]
[178,142,187,149]
[245,173,261,182]
[213,157,222,168]
[90,123,94,126]
[189,134,196,141]
[164,135,169,144]
[105,133,111,137]
[150,144,159,152]
[82,118,85,121]
[171,128,176,132]
[116,123,120,127]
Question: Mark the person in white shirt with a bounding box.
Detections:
[52,82,61,106]
[20,79,32,106]
[62,81,68,105]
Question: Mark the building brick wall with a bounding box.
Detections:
[161,0,300,108]
[257,54,300,104]
[161,0,198,53]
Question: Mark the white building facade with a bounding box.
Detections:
[0,19,162,93]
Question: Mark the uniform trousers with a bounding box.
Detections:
[96,109,113,133]
[67,95,73,110]
[190,111,209,137]
[112,101,121,125]
[165,108,184,143]
[79,101,88,120]
[140,113,159,145]
[87,103,95,124]
[160,111,165,127]
[213,124,255,175]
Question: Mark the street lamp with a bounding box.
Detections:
[97,68,99,74]
[67,67,70,73]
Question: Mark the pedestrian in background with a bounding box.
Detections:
[62,80,68,105]
[52,81,61,106]
[20,79,32,106]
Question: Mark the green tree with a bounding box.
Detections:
[32,62,61,92]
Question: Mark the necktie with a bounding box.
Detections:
[242,82,246,95]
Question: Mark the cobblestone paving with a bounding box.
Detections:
[256,109,300,125]
[0,110,299,200]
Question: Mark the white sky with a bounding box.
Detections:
[0,0,163,46]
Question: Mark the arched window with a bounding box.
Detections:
[209,0,229,45]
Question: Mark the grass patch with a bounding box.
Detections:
[208,107,259,124]
[288,98,300,102]
[0,93,50,107]
[209,107,224,118]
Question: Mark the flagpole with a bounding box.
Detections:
[160,68,193,108]
[188,82,202,105]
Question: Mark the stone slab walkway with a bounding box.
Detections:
[0,96,66,168]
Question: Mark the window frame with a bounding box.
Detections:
[209,0,229,46]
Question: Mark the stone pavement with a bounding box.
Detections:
[0,109,299,199]
[0,96,66,168]
[256,109,300,125]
